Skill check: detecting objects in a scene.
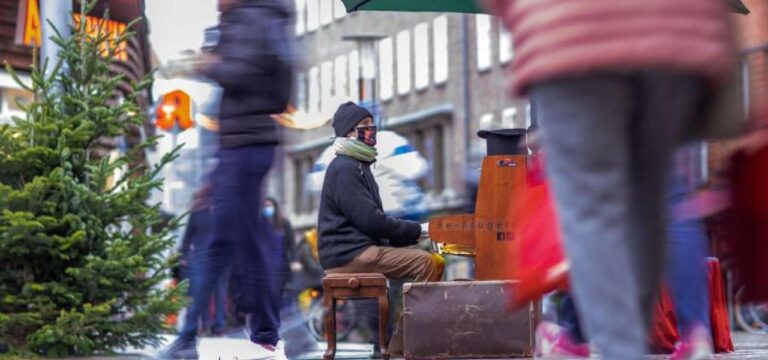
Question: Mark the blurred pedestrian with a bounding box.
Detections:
[263,197,320,358]
[177,184,229,337]
[666,145,713,359]
[160,0,294,358]
[524,125,591,358]
[318,102,444,357]
[489,1,734,358]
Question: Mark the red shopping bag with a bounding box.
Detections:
[509,156,569,308]
[727,138,768,302]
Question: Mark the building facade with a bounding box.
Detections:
[0,0,154,144]
[278,1,531,230]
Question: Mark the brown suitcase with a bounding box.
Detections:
[402,280,539,359]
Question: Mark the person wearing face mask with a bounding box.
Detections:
[318,102,444,356]
[262,197,320,358]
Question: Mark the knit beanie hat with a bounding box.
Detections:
[332,102,373,137]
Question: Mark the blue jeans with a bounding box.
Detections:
[182,251,228,336]
[180,145,283,346]
[553,291,586,344]
[181,208,228,336]
[666,173,711,335]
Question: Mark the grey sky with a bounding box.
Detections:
[145,0,219,65]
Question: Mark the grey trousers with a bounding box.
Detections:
[530,71,703,359]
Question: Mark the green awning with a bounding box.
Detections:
[342,0,748,14]
[341,0,485,14]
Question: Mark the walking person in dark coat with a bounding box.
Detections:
[178,184,229,337]
[318,102,445,357]
[262,197,320,358]
[160,0,294,358]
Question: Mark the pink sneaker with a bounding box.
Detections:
[535,321,590,358]
[671,325,713,360]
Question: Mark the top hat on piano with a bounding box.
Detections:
[477,128,527,156]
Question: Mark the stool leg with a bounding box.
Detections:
[378,295,390,360]
[323,294,337,360]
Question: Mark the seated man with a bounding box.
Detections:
[318,102,444,354]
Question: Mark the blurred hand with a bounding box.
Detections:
[194,53,220,74]
[290,261,303,272]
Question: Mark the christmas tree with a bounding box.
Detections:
[0,1,184,357]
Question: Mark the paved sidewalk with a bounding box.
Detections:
[116,334,373,359]
[80,331,767,359]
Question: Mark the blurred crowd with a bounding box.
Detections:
[158,0,768,359]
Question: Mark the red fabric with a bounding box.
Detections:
[648,259,734,354]
[510,158,734,353]
[649,289,680,354]
[486,0,733,96]
[708,259,734,353]
[727,143,768,302]
[509,156,568,309]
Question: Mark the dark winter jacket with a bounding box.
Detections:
[318,155,422,269]
[203,0,293,148]
[286,240,324,291]
[275,217,296,288]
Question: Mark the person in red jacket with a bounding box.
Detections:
[488,1,734,358]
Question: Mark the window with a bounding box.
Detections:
[479,113,495,130]
[320,0,333,26]
[501,107,519,128]
[427,124,446,192]
[308,66,320,114]
[293,151,323,215]
[379,37,394,101]
[400,122,448,194]
[295,0,306,35]
[306,0,319,32]
[525,103,532,127]
[396,30,412,95]
[296,72,307,112]
[334,0,346,20]
[414,23,429,90]
[293,156,311,213]
[499,23,513,64]
[476,15,492,71]
[321,61,334,114]
[433,15,449,84]
[348,50,360,101]
[334,55,348,100]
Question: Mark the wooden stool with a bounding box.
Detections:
[323,273,389,360]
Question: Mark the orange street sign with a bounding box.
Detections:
[156,90,194,131]
[15,0,41,47]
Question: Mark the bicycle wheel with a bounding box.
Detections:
[734,286,768,333]
[307,298,357,341]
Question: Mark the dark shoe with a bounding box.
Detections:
[158,337,199,360]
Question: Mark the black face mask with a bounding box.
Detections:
[356,126,377,147]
